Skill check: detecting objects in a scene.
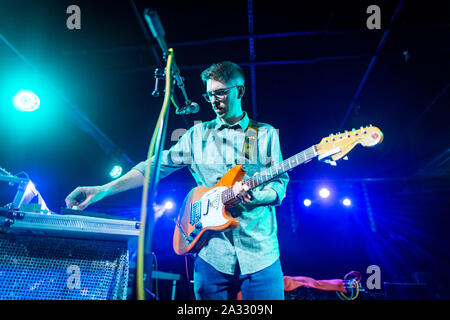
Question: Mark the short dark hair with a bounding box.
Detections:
[201,61,245,84]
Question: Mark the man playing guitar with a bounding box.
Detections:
[66,61,289,300]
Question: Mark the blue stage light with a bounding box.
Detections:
[303,199,312,207]
[164,200,174,210]
[319,188,330,199]
[342,198,352,207]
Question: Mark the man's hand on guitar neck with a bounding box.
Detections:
[232,180,278,206]
[232,181,255,204]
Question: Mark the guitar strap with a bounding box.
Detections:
[243,119,258,161]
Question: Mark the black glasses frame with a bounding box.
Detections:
[202,85,240,102]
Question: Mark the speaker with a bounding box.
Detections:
[0,233,130,300]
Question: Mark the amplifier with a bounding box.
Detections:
[0,209,139,300]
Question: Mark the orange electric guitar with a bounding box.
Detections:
[173,125,383,255]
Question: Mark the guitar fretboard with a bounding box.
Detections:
[221,145,317,204]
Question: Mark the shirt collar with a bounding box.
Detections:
[214,111,250,131]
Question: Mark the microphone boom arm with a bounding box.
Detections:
[144,9,198,114]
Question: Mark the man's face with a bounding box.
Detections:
[206,79,242,120]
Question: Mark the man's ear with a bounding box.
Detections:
[238,85,245,99]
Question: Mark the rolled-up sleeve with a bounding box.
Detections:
[132,127,193,179]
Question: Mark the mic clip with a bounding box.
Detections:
[151,68,199,115]
[152,68,166,98]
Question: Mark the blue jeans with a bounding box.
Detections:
[193,257,285,300]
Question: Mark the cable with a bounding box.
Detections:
[136,48,174,300]
[14,171,30,179]
[152,252,158,298]
[171,95,180,112]
[185,256,189,284]
[351,280,360,300]
[336,271,362,300]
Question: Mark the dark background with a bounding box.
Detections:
[0,0,449,299]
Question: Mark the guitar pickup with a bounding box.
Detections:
[190,201,201,225]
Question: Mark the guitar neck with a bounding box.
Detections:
[243,145,318,189]
[221,145,317,204]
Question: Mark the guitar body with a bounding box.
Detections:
[173,165,246,255]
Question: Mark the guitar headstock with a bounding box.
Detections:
[316,125,383,163]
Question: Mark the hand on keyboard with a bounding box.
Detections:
[65,186,105,210]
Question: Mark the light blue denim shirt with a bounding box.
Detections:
[132,112,289,275]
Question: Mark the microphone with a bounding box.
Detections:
[188,102,200,114]
[176,102,199,115]
[143,9,168,54]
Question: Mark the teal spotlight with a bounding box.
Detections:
[110,165,123,179]
[12,90,40,112]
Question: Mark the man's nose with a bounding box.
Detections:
[211,95,219,104]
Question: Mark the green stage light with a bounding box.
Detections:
[12,89,40,112]
[110,165,123,179]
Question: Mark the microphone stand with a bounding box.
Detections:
[142,86,170,298]
[135,9,196,300]
[136,53,172,300]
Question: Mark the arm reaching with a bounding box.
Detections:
[66,124,194,211]
[65,169,144,210]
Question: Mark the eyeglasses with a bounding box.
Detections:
[202,85,240,103]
